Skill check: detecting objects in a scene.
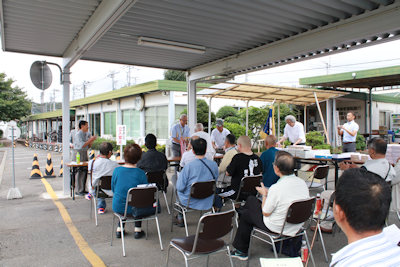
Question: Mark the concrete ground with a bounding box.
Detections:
[0,146,399,267]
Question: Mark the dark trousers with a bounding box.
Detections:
[171,143,181,157]
[232,195,270,253]
[342,142,356,152]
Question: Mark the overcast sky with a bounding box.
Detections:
[1,39,400,109]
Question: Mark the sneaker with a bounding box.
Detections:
[229,249,248,261]
[85,193,92,201]
[173,216,184,227]
[97,208,105,214]
[134,231,145,239]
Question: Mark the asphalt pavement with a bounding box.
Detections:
[0,146,398,267]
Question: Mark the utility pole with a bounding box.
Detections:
[108,71,116,90]
[82,81,89,98]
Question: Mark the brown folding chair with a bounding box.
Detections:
[307,165,329,191]
[90,175,112,226]
[111,186,163,256]
[234,175,263,203]
[248,197,316,267]
[166,209,236,267]
[146,170,170,214]
[172,180,216,236]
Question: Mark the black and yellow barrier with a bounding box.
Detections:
[59,158,63,177]
[30,153,43,179]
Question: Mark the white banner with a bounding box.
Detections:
[116,125,127,146]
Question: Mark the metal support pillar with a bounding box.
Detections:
[100,102,105,137]
[369,88,373,140]
[277,103,281,139]
[245,100,250,136]
[62,66,71,196]
[117,99,122,125]
[187,79,197,135]
[168,91,175,134]
[208,97,212,134]
[304,105,307,133]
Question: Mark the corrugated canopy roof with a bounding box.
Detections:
[198,82,348,106]
[1,0,400,79]
[300,65,400,89]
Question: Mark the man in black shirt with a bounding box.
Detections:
[227,136,263,199]
[137,134,168,172]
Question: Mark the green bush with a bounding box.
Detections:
[356,133,366,151]
[305,131,325,147]
[216,106,238,119]
[224,116,241,124]
[91,138,135,152]
[141,144,166,154]
[224,122,246,139]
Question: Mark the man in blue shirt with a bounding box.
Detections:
[170,114,190,157]
[175,138,218,226]
[260,135,279,187]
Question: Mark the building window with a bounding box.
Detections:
[104,111,116,137]
[145,106,168,139]
[89,113,101,136]
[175,105,187,120]
[122,109,140,138]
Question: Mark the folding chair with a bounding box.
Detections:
[172,180,216,237]
[233,175,263,205]
[111,186,163,256]
[90,175,112,226]
[307,165,329,191]
[166,209,236,267]
[248,197,316,267]
[146,170,170,214]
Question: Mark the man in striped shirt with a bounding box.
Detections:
[331,168,400,267]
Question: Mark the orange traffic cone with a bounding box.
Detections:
[59,158,63,177]
[44,153,56,178]
[30,153,43,179]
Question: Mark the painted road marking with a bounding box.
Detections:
[41,179,106,267]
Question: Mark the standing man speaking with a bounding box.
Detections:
[170,114,190,157]
[73,120,97,195]
[338,112,359,152]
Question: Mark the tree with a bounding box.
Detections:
[216,106,238,119]
[224,122,246,139]
[0,73,31,121]
[164,70,186,81]
[239,106,269,138]
[181,99,215,132]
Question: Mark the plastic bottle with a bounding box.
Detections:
[301,240,309,262]
[76,152,80,164]
[315,193,322,214]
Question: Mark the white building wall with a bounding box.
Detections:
[144,92,169,106]
[102,101,118,112]
[120,96,136,110]
[88,103,101,114]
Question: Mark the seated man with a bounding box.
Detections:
[260,135,280,187]
[87,142,119,214]
[339,137,396,182]
[226,136,263,200]
[179,136,198,169]
[319,137,397,233]
[175,138,218,226]
[191,123,215,160]
[330,168,400,266]
[137,133,168,173]
[230,151,310,260]
[217,134,237,188]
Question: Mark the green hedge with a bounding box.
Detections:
[91,138,135,151]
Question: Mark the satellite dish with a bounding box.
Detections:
[30,61,52,90]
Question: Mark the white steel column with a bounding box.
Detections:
[208,97,212,134]
[245,100,250,136]
[187,79,197,135]
[277,103,281,139]
[62,67,71,196]
[168,91,175,132]
[304,105,307,132]
[117,99,122,125]
[100,102,104,137]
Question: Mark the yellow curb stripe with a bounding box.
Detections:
[41,179,106,267]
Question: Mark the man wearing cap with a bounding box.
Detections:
[170,114,190,157]
[211,119,231,154]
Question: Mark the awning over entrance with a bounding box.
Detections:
[198,82,348,105]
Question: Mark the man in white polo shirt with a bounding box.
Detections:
[211,119,230,153]
[277,115,306,146]
[338,112,359,152]
[230,151,309,260]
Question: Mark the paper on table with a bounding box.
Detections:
[260,257,303,267]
